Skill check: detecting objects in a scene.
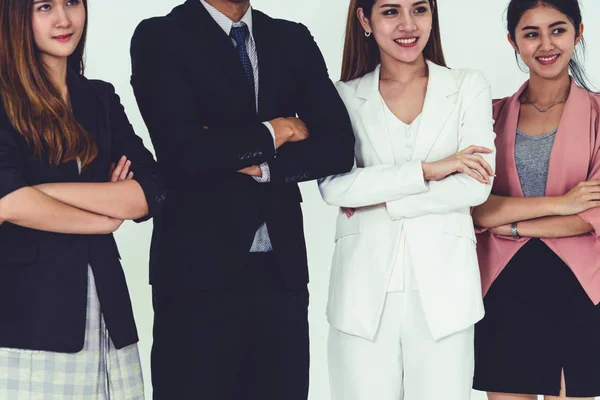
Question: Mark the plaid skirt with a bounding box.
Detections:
[0,267,144,400]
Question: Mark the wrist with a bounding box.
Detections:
[548,196,566,216]
[421,162,432,181]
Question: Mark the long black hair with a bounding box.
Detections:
[506,0,595,92]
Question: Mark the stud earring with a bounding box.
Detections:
[365,31,372,37]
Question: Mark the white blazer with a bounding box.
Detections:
[318,61,496,341]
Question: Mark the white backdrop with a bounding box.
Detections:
[83,1,600,399]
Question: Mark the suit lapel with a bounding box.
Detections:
[67,70,98,181]
[252,10,280,119]
[495,83,526,198]
[356,66,396,164]
[545,80,591,196]
[177,0,252,106]
[412,61,457,161]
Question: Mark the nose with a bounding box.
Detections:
[397,12,417,33]
[539,33,555,52]
[54,6,72,29]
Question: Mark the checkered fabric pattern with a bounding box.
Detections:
[0,267,144,400]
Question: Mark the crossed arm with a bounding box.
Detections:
[472,181,600,238]
[0,160,138,234]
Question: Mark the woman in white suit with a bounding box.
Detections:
[318,0,496,399]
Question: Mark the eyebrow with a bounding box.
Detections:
[379,1,429,8]
[522,21,568,30]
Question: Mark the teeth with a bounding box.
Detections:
[395,38,417,44]
[538,55,558,61]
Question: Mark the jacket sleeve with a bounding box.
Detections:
[0,128,26,202]
[577,98,600,235]
[318,158,428,208]
[104,82,166,222]
[386,72,497,219]
[129,19,275,179]
[267,24,355,184]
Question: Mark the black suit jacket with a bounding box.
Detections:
[130,1,354,291]
[0,71,165,352]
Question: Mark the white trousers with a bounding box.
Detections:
[328,289,475,400]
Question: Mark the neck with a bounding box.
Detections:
[379,54,428,84]
[525,69,571,106]
[41,55,69,103]
[204,0,250,22]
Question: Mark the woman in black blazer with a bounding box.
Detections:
[0,0,163,398]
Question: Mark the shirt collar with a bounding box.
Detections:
[199,0,254,37]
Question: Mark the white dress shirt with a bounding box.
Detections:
[200,0,274,251]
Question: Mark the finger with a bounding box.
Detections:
[467,154,495,177]
[583,201,600,211]
[462,159,490,183]
[461,165,488,184]
[109,162,116,177]
[119,160,131,181]
[462,146,493,154]
[583,193,600,202]
[127,171,134,180]
[463,155,493,180]
[581,180,600,187]
[111,156,127,182]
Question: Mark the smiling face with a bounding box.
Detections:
[358,0,433,65]
[509,4,583,81]
[32,0,86,66]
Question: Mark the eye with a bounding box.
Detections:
[36,3,51,11]
[524,31,539,38]
[552,27,566,35]
[414,6,429,14]
[66,0,80,6]
[382,8,398,16]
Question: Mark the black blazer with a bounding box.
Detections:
[0,71,165,352]
[130,1,354,290]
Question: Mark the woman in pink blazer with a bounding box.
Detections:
[472,1,600,399]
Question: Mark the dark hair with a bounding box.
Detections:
[507,0,594,92]
[0,0,97,168]
[341,0,446,82]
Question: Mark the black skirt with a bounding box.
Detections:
[473,239,600,397]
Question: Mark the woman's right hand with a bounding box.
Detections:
[422,145,494,184]
[109,156,134,182]
[557,180,600,215]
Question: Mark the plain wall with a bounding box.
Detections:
[83,0,600,398]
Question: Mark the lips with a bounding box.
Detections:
[394,37,418,48]
[53,33,73,42]
[536,54,559,66]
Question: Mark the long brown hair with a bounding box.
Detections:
[341,0,446,82]
[0,0,97,168]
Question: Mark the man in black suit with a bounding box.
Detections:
[130,0,354,398]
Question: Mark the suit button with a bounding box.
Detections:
[303,173,309,178]
[285,177,291,183]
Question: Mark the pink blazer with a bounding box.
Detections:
[477,79,600,305]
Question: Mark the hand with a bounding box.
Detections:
[341,207,355,218]
[238,165,263,177]
[269,117,309,148]
[556,180,600,215]
[106,216,124,233]
[422,145,494,184]
[109,156,134,182]
[490,224,512,236]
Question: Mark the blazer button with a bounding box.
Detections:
[285,177,292,183]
